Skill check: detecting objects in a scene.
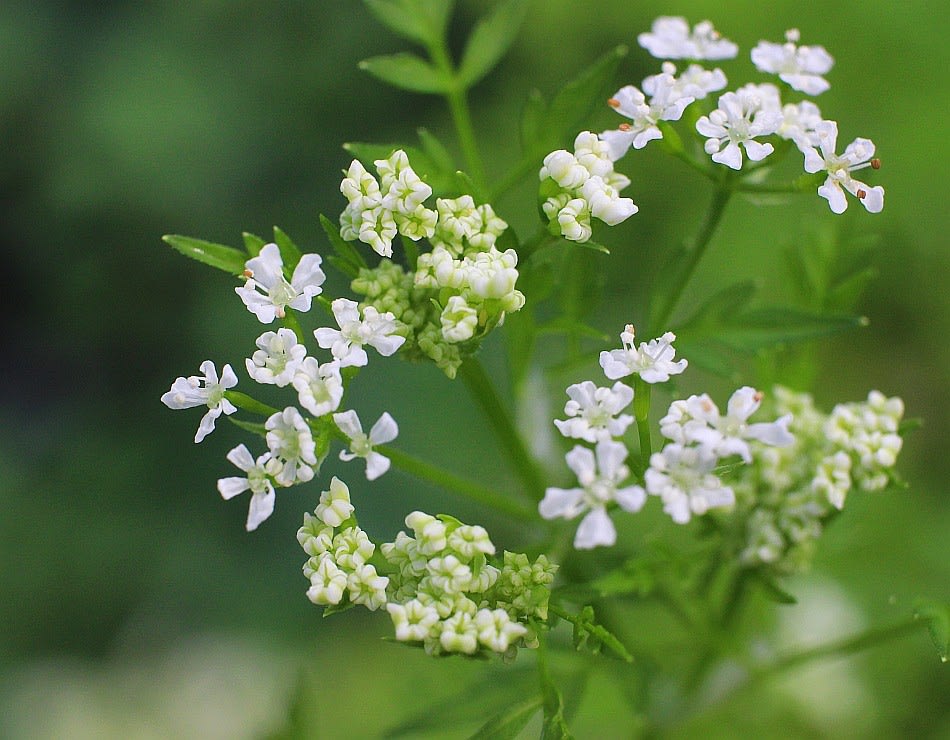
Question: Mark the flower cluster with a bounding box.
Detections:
[734,388,905,573]
[162,240,404,530]
[576,17,884,214]
[539,131,638,243]
[341,156,524,377]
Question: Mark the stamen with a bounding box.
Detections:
[607,98,620,108]
[619,123,632,132]
[243,269,254,279]
[754,391,764,403]
[871,158,881,170]
[856,189,867,200]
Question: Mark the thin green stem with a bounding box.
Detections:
[633,378,652,461]
[458,358,548,502]
[378,444,535,521]
[649,183,733,333]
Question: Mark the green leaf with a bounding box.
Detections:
[467,698,542,740]
[272,226,302,271]
[536,317,608,342]
[364,0,454,46]
[679,282,758,328]
[914,599,950,662]
[226,417,267,437]
[162,234,247,275]
[242,231,266,258]
[417,127,454,174]
[224,391,279,417]
[573,239,610,255]
[561,605,633,663]
[540,678,573,740]
[520,89,545,154]
[359,52,451,94]
[457,0,529,87]
[319,214,367,280]
[715,308,868,351]
[541,46,627,152]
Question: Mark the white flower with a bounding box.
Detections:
[600,326,688,383]
[314,298,405,368]
[405,511,448,556]
[580,177,639,225]
[751,29,834,96]
[812,451,853,510]
[638,17,738,60]
[347,564,389,611]
[447,525,495,558]
[540,150,589,189]
[433,195,481,246]
[334,410,398,480]
[265,407,318,486]
[554,197,592,242]
[696,84,783,170]
[440,295,479,343]
[802,120,884,214]
[332,527,376,570]
[217,444,276,531]
[246,328,307,386]
[387,599,441,642]
[376,150,431,214]
[340,159,382,211]
[659,387,794,463]
[777,100,824,150]
[467,204,508,250]
[357,205,398,257]
[554,380,635,443]
[664,61,727,100]
[235,243,326,323]
[161,360,238,443]
[306,555,347,605]
[439,612,479,654]
[644,443,735,523]
[475,608,527,652]
[601,75,694,159]
[314,476,354,528]
[292,357,343,417]
[539,440,646,549]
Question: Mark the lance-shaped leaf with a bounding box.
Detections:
[273,226,302,271]
[242,231,266,258]
[364,0,454,47]
[359,52,451,94]
[162,234,247,275]
[319,214,367,279]
[713,307,868,351]
[914,599,949,662]
[467,697,542,740]
[457,0,529,87]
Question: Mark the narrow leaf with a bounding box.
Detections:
[467,698,542,740]
[914,599,950,662]
[272,226,302,271]
[457,0,529,87]
[520,88,546,153]
[364,0,454,46]
[242,231,267,257]
[162,234,247,275]
[224,391,279,417]
[359,53,451,94]
[717,308,868,351]
[753,571,798,605]
[417,127,454,174]
[318,214,367,279]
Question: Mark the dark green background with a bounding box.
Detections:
[1,1,947,736]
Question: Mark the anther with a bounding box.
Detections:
[871,158,881,170]
[618,123,632,132]
[856,189,867,200]
[607,98,620,108]
[243,269,254,279]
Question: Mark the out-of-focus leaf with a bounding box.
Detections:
[359,53,451,94]
[520,88,545,154]
[363,0,454,46]
[417,127,454,174]
[566,605,633,663]
[162,234,246,275]
[715,308,868,351]
[467,697,542,740]
[319,214,368,280]
[457,0,529,87]
[273,225,302,271]
[536,317,607,341]
[914,598,949,662]
[752,571,798,604]
[679,281,757,329]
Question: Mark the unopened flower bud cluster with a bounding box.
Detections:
[734,387,905,573]
[539,17,884,239]
[342,151,524,378]
[162,237,406,530]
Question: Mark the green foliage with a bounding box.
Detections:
[468,698,542,739]
[457,0,530,87]
[364,0,454,47]
[359,52,451,94]
[914,599,950,662]
[162,234,247,275]
[319,213,368,279]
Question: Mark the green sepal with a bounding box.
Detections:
[363,0,454,47]
[359,52,451,94]
[242,231,267,258]
[224,391,279,417]
[226,417,267,437]
[272,226,303,272]
[319,213,367,280]
[457,0,529,88]
[162,234,247,275]
[913,598,950,662]
[467,697,542,740]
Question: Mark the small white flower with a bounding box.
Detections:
[427,554,473,594]
[659,387,794,463]
[265,407,318,486]
[600,326,688,383]
[314,476,354,528]
[751,29,834,96]
[474,608,527,652]
[161,360,238,443]
[554,380,635,443]
[580,177,639,225]
[433,195,481,247]
[777,100,824,150]
[357,205,398,257]
[812,451,853,510]
[440,295,479,343]
[644,443,735,523]
[601,75,695,159]
[555,198,592,243]
[467,204,508,250]
[387,599,440,642]
[802,120,884,214]
[638,17,738,60]
[332,526,376,570]
[340,159,382,211]
[235,243,326,323]
[405,511,448,555]
[664,61,727,100]
[539,440,646,549]
[447,525,495,558]
[314,298,405,368]
[376,150,431,214]
[217,444,276,531]
[306,555,347,606]
[696,84,783,170]
[439,612,478,654]
[292,357,343,417]
[540,150,589,189]
[334,409,398,480]
[246,328,307,387]
[347,563,389,611]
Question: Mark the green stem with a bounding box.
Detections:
[378,444,535,521]
[458,358,548,502]
[649,183,733,332]
[633,378,652,461]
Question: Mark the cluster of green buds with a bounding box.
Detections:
[735,387,904,573]
[342,151,523,378]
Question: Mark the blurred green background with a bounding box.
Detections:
[1,0,947,737]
